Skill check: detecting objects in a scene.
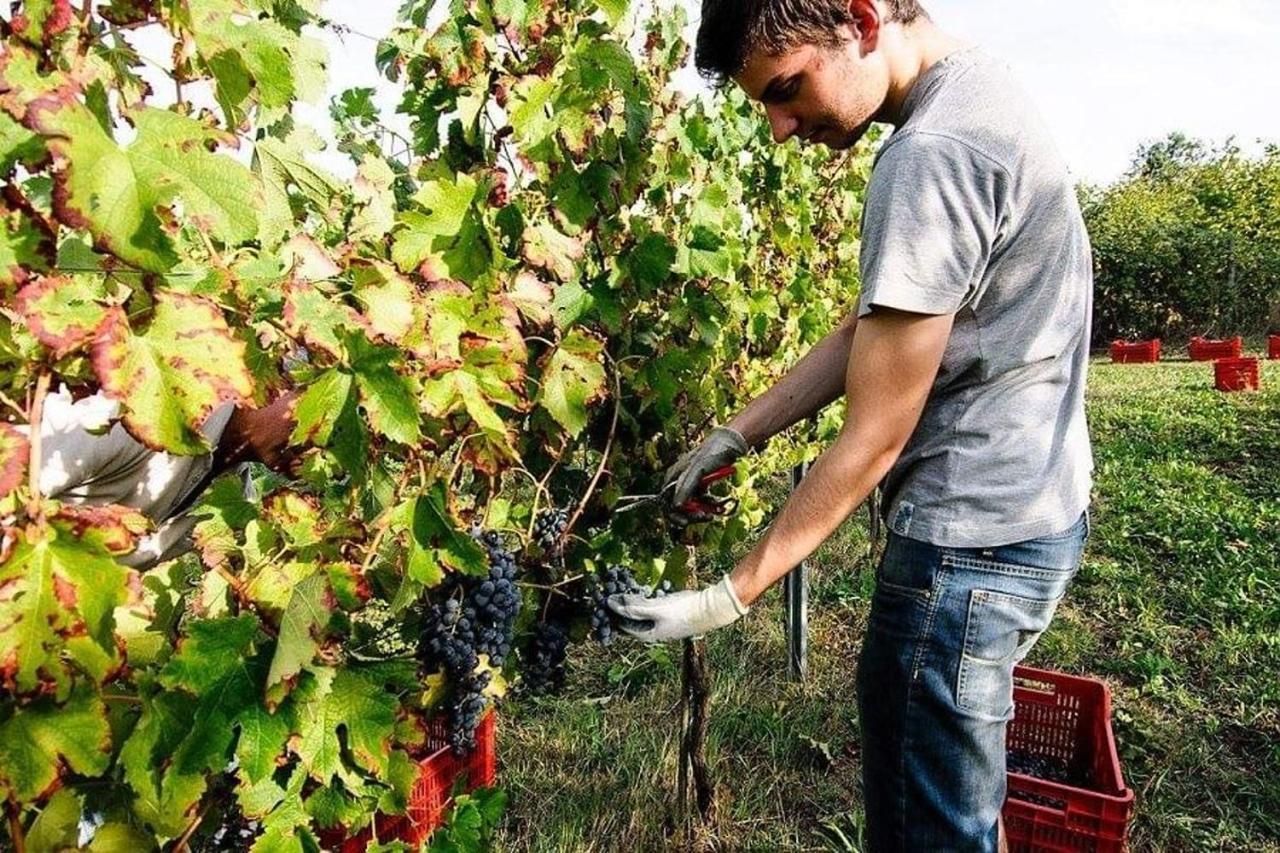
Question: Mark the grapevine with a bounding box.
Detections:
[0,0,873,845]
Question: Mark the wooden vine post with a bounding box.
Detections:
[677,542,716,832]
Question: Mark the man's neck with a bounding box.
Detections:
[877,22,971,126]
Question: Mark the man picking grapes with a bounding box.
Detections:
[608,2,1094,850]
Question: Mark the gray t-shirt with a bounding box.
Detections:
[856,47,1093,548]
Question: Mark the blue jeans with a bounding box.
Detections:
[856,511,1090,852]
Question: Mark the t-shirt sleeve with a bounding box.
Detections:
[857,132,1007,318]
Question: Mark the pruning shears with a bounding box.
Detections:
[615,464,739,520]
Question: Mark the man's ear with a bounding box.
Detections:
[846,0,883,54]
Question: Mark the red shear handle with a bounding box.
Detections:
[699,464,737,487]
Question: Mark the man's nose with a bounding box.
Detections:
[764,104,800,144]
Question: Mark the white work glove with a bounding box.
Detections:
[663,426,748,524]
[607,575,748,643]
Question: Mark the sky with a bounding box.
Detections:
[137,0,1280,185]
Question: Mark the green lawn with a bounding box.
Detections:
[494,357,1280,852]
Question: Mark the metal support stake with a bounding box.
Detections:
[783,460,810,681]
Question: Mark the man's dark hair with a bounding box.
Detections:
[696,0,927,84]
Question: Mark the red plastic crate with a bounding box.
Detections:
[1109,339,1160,364]
[1268,335,1280,360]
[324,709,497,851]
[1003,666,1135,853]
[1189,335,1243,361]
[1214,357,1260,392]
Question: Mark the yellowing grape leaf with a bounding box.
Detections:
[0,686,110,803]
[0,524,129,696]
[0,423,29,501]
[0,196,55,287]
[91,291,254,455]
[522,221,584,282]
[16,274,107,358]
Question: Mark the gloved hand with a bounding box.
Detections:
[663,426,748,524]
[606,574,748,643]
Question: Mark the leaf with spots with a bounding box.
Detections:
[0,523,129,695]
[0,685,110,803]
[265,573,333,708]
[91,291,254,455]
[16,275,107,358]
[0,423,29,502]
[24,101,259,272]
[537,330,606,437]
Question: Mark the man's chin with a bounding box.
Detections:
[826,123,869,151]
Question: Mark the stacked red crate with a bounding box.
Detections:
[1214,358,1261,392]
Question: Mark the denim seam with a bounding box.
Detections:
[941,553,1072,581]
[898,566,951,851]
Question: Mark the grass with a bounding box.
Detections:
[494,356,1280,852]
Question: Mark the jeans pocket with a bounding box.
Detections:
[956,589,1064,720]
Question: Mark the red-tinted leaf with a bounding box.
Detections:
[0,424,29,501]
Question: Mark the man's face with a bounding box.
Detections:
[734,36,889,150]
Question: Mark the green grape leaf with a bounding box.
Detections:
[625,233,675,294]
[129,616,270,833]
[408,482,489,582]
[25,101,260,272]
[391,174,481,275]
[0,196,55,287]
[16,274,107,357]
[254,130,341,249]
[0,109,46,175]
[538,330,607,437]
[92,292,254,454]
[595,0,630,27]
[191,473,259,568]
[265,573,332,708]
[0,422,29,501]
[282,281,369,359]
[352,347,421,445]
[185,0,327,125]
[0,523,129,695]
[419,370,518,471]
[291,666,398,783]
[25,788,82,851]
[290,368,353,447]
[0,685,110,803]
[235,703,290,786]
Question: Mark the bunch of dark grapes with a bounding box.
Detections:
[521,620,570,695]
[533,506,569,550]
[418,528,522,755]
[447,669,492,755]
[1007,749,1076,785]
[203,814,260,851]
[588,565,670,645]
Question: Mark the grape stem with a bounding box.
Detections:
[6,802,24,853]
[171,803,207,853]
[26,370,50,523]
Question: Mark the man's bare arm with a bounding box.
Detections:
[213,390,301,475]
[728,309,953,605]
[726,314,858,449]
